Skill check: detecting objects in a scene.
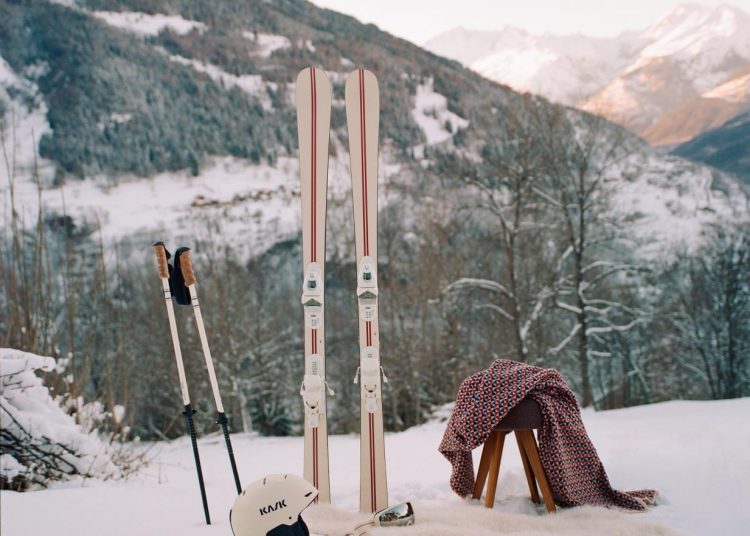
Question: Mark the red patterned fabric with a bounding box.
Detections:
[438,359,658,510]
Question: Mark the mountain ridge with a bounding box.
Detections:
[673,108,750,182]
[425,3,750,147]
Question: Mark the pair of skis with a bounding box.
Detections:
[152,243,242,525]
[296,67,388,513]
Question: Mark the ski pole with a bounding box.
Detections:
[177,247,242,494]
[153,242,211,525]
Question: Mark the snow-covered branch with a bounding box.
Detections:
[473,303,513,321]
[0,348,132,490]
[442,278,514,299]
[549,323,581,354]
[586,318,641,335]
[556,300,582,314]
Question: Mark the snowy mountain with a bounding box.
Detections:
[0,0,746,259]
[425,4,750,146]
[425,26,637,106]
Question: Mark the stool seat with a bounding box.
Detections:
[496,398,543,430]
[473,397,556,512]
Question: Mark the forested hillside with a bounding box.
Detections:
[674,110,750,184]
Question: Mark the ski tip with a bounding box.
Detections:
[345,68,379,95]
[152,240,165,247]
[295,66,332,90]
[295,66,312,86]
[295,66,332,112]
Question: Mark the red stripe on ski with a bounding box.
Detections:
[310,68,317,263]
[366,321,372,346]
[313,427,319,500]
[311,325,318,494]
[359,69,370,257]
[369,413,376,511]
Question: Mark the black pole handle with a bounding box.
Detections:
[183,404,211,525]
[217,412,242,494]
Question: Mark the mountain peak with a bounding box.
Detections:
[425,2,750,148]
[646,2,750,38]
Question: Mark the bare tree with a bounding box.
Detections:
[536,112,648,407]
[670,224,750,399]
[438,96,554,363]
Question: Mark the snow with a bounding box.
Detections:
[701,71,750,102]
[0,56,56,184]
[242,32,292,58]
[0,348,121,487]
[609,152,747,258]
[471,47,559,89]
[581,77,641,119]
[5,156,302,257]
[163,52,273,110]
[0,454,27,481]
[424,27,634,105]
[91,11,206,37]
[1,397,748,535]
[425,4,750,125]
[411,79,468,146]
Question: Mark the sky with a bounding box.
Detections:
[310,0,750,44]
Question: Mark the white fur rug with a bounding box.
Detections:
[304,502,684,536]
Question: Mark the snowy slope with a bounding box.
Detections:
[425,27,634,105]
[425,4,750,144]
[91,10,206,37]
[2,398,749,535]
[0,48,299,257]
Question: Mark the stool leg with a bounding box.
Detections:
[516,430,556,512]
[484,431,506,508]
[473,431,498,499]
[515,430,540,504]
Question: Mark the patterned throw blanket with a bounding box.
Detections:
[438,359,658,510]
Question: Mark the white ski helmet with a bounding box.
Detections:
[231,474,318,536]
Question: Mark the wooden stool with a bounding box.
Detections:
[472,398,556,512]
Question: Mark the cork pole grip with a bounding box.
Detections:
[181,249,197,286]
[154,243,169,279]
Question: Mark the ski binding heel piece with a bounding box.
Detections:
[360,346,382,413]
[300,373,324,428]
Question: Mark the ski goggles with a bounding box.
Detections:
[351,502,415,535]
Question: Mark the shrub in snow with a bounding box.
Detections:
[0,348,133,490]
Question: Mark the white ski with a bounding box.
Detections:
[296,66,333,503]
[345,68,389,513]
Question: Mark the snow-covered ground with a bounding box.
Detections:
[91,11,206,37]
[2,398,748,535]
[5,155,303,257]
[411,79,468,146]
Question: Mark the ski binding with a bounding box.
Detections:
[356,346,386,413]
[357,257,378,321]
[302,262,324,328]
[300,355,334,428]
